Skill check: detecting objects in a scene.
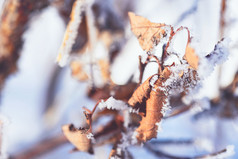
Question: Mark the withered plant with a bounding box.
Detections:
[0,0,237,159]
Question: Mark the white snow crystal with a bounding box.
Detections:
[150,75,159,91]
[160,98,171,116]
[129,107,139,114]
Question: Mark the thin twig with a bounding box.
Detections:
[220,0,226,39]
[145,142,234,159]
[164,104,193,119]
[138,55,149,84]
[175,0,199,25]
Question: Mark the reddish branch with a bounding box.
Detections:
[145,142,232,159]
[220,0,226,38]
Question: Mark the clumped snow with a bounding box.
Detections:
[161,64,198,96]
[98,96,128,110]
[198,38,230,78]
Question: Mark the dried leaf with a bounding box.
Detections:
[62,124,93,153]
[128,12,170,52]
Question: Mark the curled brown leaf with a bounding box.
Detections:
[62,124,93,153]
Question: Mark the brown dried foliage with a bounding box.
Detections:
[61,11,230,159]
[62,105,96,153]
[128,12,169,52]
[0,0,49,88]
[127,13,199,142]
[62,124,93,153]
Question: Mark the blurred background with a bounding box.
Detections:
[0,0,238,158]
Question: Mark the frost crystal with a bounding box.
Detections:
[149,75,159,91]
[155,122,163,132]
[86,133,94,139]
[161,64,197,96]
[161,105,171,116]
[129,107,139,114]
[161,98,171,116]
[149,75,159,87]
[56,0,86,67]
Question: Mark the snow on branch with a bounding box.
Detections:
[98,96,129,111]
[198,38,230,78]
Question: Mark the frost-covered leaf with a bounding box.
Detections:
[128,69,171,142]
[56,0,86,67]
